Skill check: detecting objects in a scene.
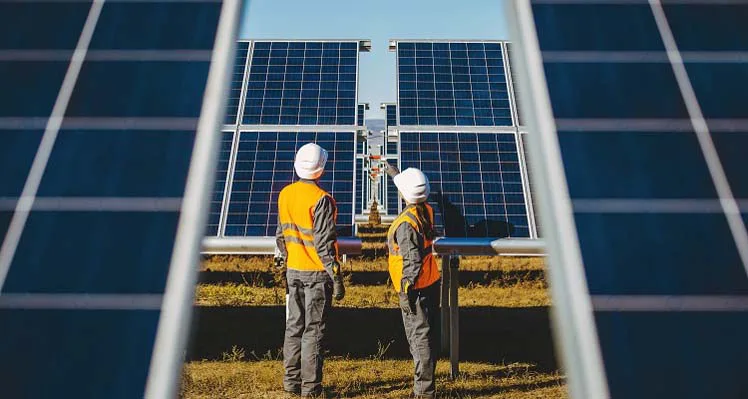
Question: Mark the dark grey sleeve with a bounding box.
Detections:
[395,222,424,291]
[275,214,287,260]
[313,195,339,279]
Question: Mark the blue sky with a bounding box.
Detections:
[240,0,508,119]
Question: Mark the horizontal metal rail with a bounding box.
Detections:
[433,238,546,256]
[202,236,363,255]
[202,236,546,256]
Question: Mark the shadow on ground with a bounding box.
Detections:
[186,305,558,371]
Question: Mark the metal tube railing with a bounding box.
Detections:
[201,236,363,255]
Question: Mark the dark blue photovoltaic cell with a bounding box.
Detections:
[0,309,159,399]
[3,212,179,294]
[0,62,69,117]
[225,42,249,125]
[357,104,365,126]
[0,2,90,49]
[665,4,748,51]
[559,131,717,199]
[38,130,194,197]
[356,158,365,214]
[543,63,688,118]
[713,133,748,199]
[206,132,234,236]
[532,3,663,51]
[90,2,220,50]
[576,212,748,295]
[0,131,43,197]
[686,63,748,119]
[386,141,397,156]
[224,132,355,236]
[397,42,511,127]
[242,41,359,126]
[400,132,529,238]
[0,212,11,243]
[386,104,397,128]
[386,158,400,215]
[596,312,748,399]
[66,61,210,117]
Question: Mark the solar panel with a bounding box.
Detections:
[205,131,234,236]
[356,157,366,215]
[223,131,355,236]
[357,103,366,126]
[400,132,530,238]
[0,1,237,398]
[510,1,748,398]
[242,41,359,126]
[385,157,400,215]
[386,104,397,129]
[396,41,512,126]
[224,41,249,125]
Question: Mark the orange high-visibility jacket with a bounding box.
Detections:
[278,181,339,272]
[387,204,439,292]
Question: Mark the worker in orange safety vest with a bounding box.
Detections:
[275,143,345,397]
[383,162,440,399]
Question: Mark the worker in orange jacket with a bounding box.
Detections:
[275,143,345,397]
[384,163,440,399]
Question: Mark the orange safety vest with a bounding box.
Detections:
[278,181,338,272]
[387,204,440,292]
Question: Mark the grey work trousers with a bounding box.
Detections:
[283,269,333,396]
[399,281,440,398]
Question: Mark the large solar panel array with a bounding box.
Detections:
[0,1,236,397]
[242,41,359,126]
[397,41,512,126]
[400,132,530,237]
[208,40,365,237]
[223,131,355,236]
[510,1,748,398]
[393,40,534,236]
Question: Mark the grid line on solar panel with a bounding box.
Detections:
[242,41,359,126]
[224,131,355,236]
[400,132,530,237]
[396,41,512,127]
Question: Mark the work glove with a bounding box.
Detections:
[403,280,418,314]
[333,273,345,301]
[273,257,285,269]
[382,161,400,178]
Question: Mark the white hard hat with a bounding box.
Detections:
[393,168,430,204]
[294,143,328,180]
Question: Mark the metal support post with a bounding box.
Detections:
[440,256,451,354]
[449,255,460,379]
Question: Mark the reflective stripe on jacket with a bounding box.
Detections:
[277,180,339,273]
[387,203,439,293]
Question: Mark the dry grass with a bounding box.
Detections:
[181,359,566,399]
[201,255,545,273]
[195,281,550,308]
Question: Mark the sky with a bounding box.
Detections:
[240,0,508,119]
